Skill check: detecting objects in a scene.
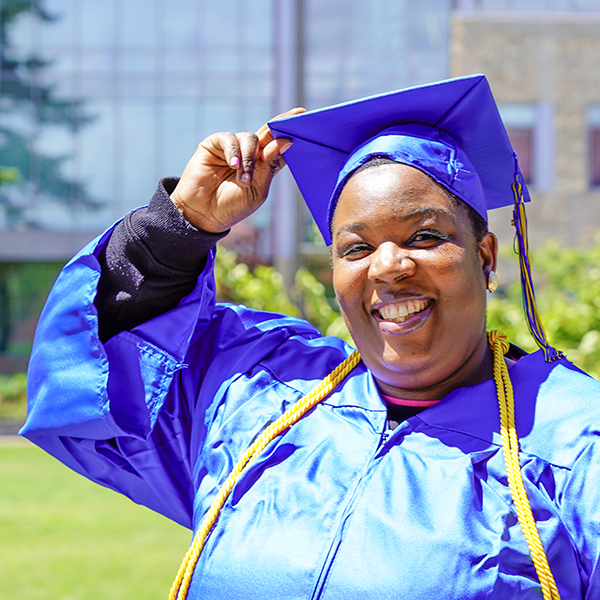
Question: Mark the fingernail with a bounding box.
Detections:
[280,141,293,154]
[240,173,251,184]
[230,156,240,168]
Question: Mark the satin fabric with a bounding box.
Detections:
[327,124,488,227]
[23,227,600,599]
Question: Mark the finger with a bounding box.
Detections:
[261,137,293,165]
[237,132,260,186]
[256,107,306,144]
[203,131,242,169]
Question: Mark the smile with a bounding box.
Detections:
[373,298,433,323]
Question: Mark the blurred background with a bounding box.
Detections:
[0,0,598,372]
[2,1,600,598]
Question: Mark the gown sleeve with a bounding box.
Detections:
[20,179,295,529]
[559,437,600,596]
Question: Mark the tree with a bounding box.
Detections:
[0,0,97,228]
[0,1,99,355]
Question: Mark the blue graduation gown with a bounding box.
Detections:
[22,229,600,599]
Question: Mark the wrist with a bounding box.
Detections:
[169,187,229,234]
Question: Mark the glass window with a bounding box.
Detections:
[201,98,239,136]
[201,1,238,45]
[119,0,157,47]
[304,0,450,109]
[37,50,75,82]
[80,51,115,75]
[119,99,157,212]
[506,127,534,184]
[203,50,240,76]
[241,0,272,48]
[77,99,116,210]
[162,75,198,98]
[467,0,600,10]
[590,129,600,187]
[161,99,199,177]
[79,0,115,47]
[120,50,156,76]
[118,75,156,98]
[242,100,271,132]
[499,103,536,185]
[40,0,75,47]
[162,49,197,76]
[162,0,199,46]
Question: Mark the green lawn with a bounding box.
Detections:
[0,437,191,600]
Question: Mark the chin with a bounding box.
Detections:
[360,342,432,385]
[368,334,468,392]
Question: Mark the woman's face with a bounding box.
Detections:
[331,163,497,400]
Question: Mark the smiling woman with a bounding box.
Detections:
[331,161,496,401]
[22,75,600,600]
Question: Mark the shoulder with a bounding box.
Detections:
[191,301,358,393]
[214,302,322,337]
[416,350,600,470]
[513,352,600,469]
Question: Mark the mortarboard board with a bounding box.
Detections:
[269,73,560,362]
[268,73,528,246]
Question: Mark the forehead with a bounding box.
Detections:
[333,163,457,224]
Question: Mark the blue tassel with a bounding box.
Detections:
[511,155,561,362]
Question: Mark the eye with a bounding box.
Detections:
[407,229,448,247]
[337,242,374,259]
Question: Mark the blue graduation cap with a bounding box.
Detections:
[269,74,527,245]
[269,74,560,362]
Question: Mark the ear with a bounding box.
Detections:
[479,232,498,279]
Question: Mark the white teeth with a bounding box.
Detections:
[378,300,429,322]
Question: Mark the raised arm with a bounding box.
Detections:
[94,111,302,341]
[23,113,303,526]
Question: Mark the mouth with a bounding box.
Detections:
[372,298,433,324]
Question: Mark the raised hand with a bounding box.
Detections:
[170,108,305,233]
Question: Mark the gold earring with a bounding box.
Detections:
[487,270,498,293]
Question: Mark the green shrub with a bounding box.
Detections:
[214,244,353,344]
[0,372,27,419]
[487,240,600,379]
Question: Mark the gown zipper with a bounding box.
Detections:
[309,422,392,599]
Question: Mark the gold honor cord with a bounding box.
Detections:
[168,350,362,600]
[169,335,559,599]
[488,330,560,600]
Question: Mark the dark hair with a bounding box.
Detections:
[340,156,488,243]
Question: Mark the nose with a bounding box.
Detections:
[367,242,416,283]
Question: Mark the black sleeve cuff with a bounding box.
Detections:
[95,178,229,341]
[126,177,229,272]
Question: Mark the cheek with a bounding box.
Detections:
[332,262,367,311]
[410,245,466,282]
[419,246,484,301]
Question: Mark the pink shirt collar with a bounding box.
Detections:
[381,394,441,408]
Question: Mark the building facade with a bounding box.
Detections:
[0,0,452,361]
[0,0,451,259]
[451,3,600,249]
